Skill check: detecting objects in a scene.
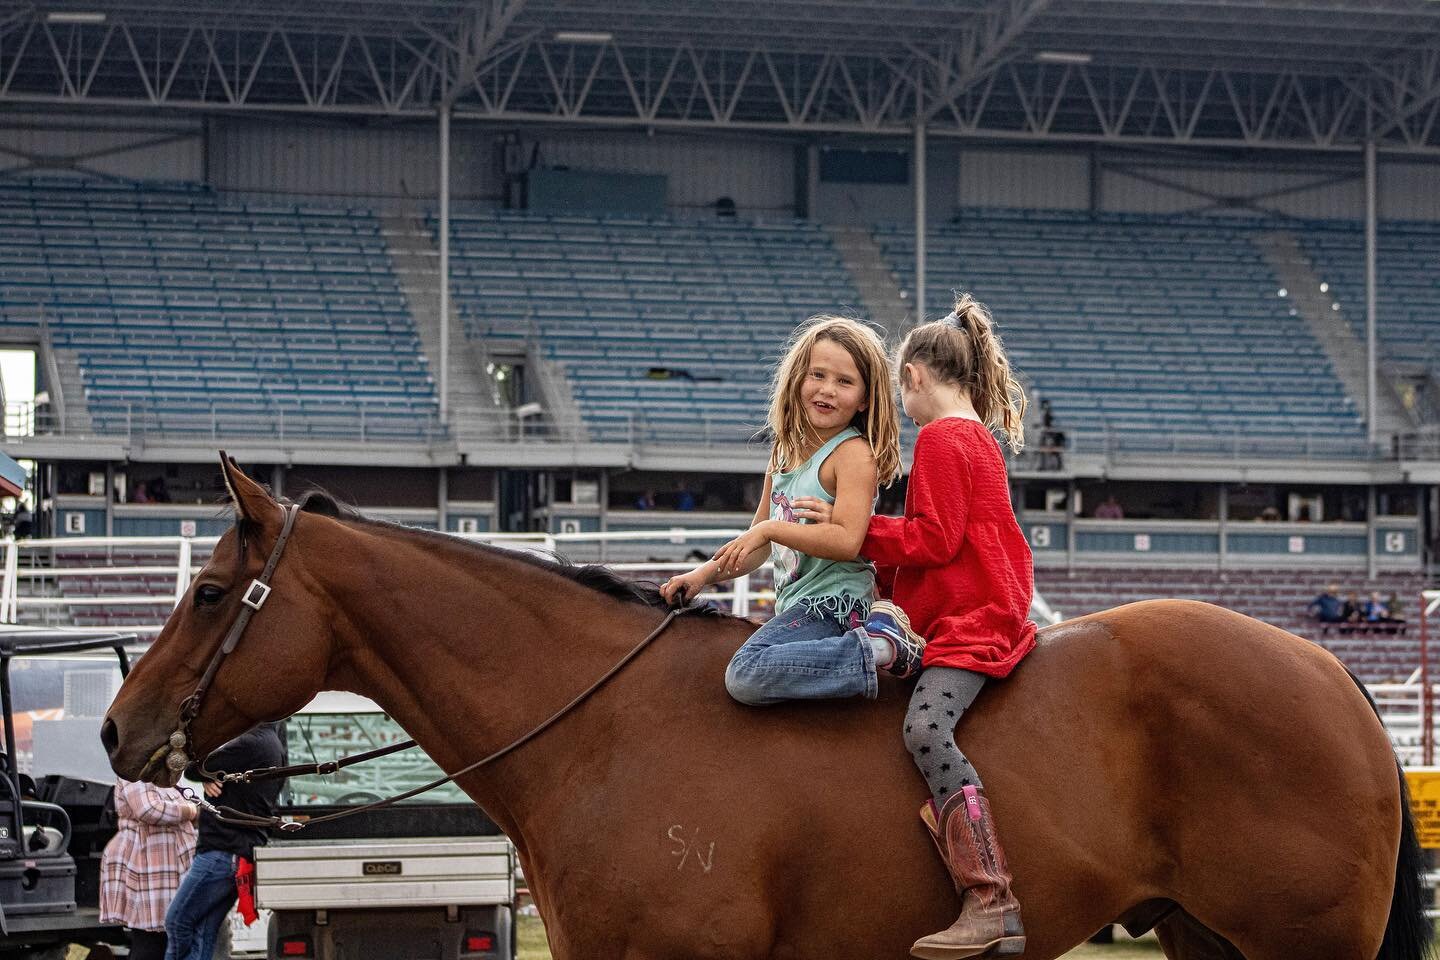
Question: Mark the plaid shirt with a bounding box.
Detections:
[100,779,197,932]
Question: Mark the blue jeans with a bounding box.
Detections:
[164,849,236,960]
[725,604,877,706]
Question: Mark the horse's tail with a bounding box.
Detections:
[1343,668,1433,960]
[1379,756,1433,960]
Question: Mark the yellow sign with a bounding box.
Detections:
[1406,768,1440,849]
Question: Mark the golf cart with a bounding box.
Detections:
[0,627,134,958]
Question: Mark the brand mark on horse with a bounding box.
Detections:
[667,824,715,874]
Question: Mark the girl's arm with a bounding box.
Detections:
[712,440,876,573]
[762,440,875,561]
[862,428,971,568]
[123,781,196,826]
[661,475,773,601]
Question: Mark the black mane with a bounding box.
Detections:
[292,488,726,618]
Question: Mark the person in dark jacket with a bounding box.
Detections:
[164,722,285,960]
[1306,583,1345,624]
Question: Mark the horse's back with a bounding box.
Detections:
[609,600,1400,959]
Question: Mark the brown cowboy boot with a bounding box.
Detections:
[911,785,1025,960]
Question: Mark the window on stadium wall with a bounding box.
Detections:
[1376,486,1420,517]
[1072,481,1219,521]
[1227,484,1368,523]
[607,472,751,513]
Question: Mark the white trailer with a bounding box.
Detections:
[253,836,515,960]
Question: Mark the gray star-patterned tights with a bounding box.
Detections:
[902,666,988,802]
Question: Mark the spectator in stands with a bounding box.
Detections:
[132,481,151,504]
[1341,591,1364,626]
[1093,496,1124,520]
[634,489,657,510]
[166,722,285,960]
[149,476,172,503]
[10,503,31,539]
[1258,507,1282,522]
[1363,592,1390,624]
[1386,592,1408,626]
[101,778,198,960]
[673,482,697,512]
[1038,399,1064,470]
[1306,583,1345,624]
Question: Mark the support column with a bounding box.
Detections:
[1217,483,1228,575]
[437,468,449,534]
[439,105,452,426]
[914,121,927,323]
[1367,484,1378,582]
[1364,139,1378,447]
[806,143,820,220]
[1088,145,1102,216]
[103,462,114,537]
[1064,479,1076,572]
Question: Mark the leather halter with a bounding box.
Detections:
[165,500,686,833]
[165,502,300,778]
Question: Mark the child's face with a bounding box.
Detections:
[800,338,867,437]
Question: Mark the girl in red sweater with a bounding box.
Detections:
[798,294,1034,960]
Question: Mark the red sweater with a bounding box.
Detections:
[862,417,1036,677]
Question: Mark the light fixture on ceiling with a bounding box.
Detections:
[46,11,107,23]
[1035,50,1092,65]
[553,31,613,44]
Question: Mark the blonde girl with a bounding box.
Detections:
[659,316,924,704]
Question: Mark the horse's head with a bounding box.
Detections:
[102,453,337,785]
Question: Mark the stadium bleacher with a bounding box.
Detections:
[1294,220,1440,376]
[0,177,441,441]
[1034,565,1430,682]
[874,209,1372,458]
[435,209,863,443]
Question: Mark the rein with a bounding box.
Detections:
[169,502,687,832]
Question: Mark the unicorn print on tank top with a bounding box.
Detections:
[770,491,801,590]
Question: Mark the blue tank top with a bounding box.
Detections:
[769,427,877,619]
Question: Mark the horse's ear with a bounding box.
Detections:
[217,451,280,529]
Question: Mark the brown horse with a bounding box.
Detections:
[103,457,1428,960]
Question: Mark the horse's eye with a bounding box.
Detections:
[195,584,225,607]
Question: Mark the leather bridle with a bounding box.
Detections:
[163,502,685,832]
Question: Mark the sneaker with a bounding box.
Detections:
[865,600,926,678]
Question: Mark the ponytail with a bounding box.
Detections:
[899,293,1028,452]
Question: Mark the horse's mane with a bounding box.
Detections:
[289,488,728,619]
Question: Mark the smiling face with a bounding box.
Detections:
[799,336,868,441]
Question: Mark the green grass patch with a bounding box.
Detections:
[515,914,1166,958]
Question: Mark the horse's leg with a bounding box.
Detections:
[1155,911,1244,960]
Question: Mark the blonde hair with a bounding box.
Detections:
[899,293,1027,452]
[767,316,902,485]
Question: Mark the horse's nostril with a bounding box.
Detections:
[100,717,119,757]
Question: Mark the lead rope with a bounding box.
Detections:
[180,606,687,832]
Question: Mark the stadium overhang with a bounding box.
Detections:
[2,1,1440,153]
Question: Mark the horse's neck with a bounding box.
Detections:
[315,532,665,841]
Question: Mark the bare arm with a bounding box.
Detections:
[760,440,876,561]
[661,474,773,601]
[712,439,877,573]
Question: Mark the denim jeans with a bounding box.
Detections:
[725,604,877,706]
[164,849,236,960]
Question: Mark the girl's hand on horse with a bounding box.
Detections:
[791,496,833,524]
[713,522,774,575]
[660,569,708,606]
